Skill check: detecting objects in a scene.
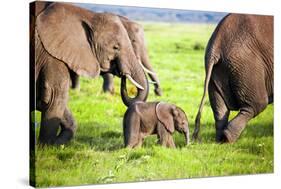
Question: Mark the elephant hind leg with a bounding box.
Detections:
[208,80,230,142]
[224,99,268,143]
[224,109,254,143]
[224,67,269,143]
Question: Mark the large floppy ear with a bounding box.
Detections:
[36,3,100,78]
[156,102,175,133]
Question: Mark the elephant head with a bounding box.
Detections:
[156,103,190,145]
[35,3,149,106]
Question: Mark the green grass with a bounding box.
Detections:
[34,23,273,187]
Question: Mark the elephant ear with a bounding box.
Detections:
[156,102,175,133]
[36,3,100,78]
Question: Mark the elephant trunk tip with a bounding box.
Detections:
[184,127,190,145]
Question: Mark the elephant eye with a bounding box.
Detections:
[113,44,120,50]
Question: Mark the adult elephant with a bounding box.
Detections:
[32,2,149,145]
[101,15,162,96]
[192,14,273,143]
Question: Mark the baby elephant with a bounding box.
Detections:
[123,101,189,148]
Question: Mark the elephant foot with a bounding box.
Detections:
[39,135,73,146]
[103,87,115,95]
[39,138,55,146]
[55,129,74,145]
[154,87,162,96]
[215,129,227,143]
[223,129,238,143]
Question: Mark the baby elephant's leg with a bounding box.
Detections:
[134,134,144,148]
[157,122,175,148]
[124,112,143,148]
[126,135,143,148]
[166,135,176,148]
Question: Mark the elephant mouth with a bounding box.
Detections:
[100,59,121,76]
[101,58,145,90]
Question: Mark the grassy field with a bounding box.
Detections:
[34,23,273,187]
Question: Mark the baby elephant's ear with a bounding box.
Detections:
[156,102,175,133]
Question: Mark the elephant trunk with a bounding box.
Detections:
[120,69,149,107]
[184,125,190,145]
[119,43,149,107]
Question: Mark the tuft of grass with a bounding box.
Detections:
[34,22,273,187]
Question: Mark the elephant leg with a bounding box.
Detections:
[208,80,230,142]
[69,70,80,91]
[223,109,254,143]
[124,113,142,148]
[55,108,77,145]
[224,69,269,143]
[134,135,144,148]
[38,61,70,145]
[126,134,143,148]
[224,100,268,143]
[157,122,173,147]
[141,58,162,96]
[102,73,115,94]
[166,135,176,148]
[148,74,162,96]
[39,113,62,144]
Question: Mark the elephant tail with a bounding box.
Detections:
[192,56,217,142]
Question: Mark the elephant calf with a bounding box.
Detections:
[123,101,189,148]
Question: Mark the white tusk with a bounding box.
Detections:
[125,74,144,90]
[138,60,157,76]
[148,80,157,84]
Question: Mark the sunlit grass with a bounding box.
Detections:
[34,22,273,187]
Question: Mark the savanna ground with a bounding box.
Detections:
[32,22,273,187]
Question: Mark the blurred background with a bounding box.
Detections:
[76,3,227,23]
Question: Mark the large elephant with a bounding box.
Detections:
[31,2,149,145]
[101,15,162,96]
[192,14,273,143]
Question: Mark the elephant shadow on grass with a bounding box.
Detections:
[37,119,273,150]
[75,122,124,151]
[67,118,272,151]
[75,122,194,150]
[241,121,273,138]
[188,119,273,144]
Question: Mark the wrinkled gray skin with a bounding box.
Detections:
[32,2,149,145]
[193,14,273,143]
[101,16,162,96]
[123,102,189,148]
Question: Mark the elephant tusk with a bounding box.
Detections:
[138,60,157,76]
[125,74,144,90]
[148,80,157,84]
